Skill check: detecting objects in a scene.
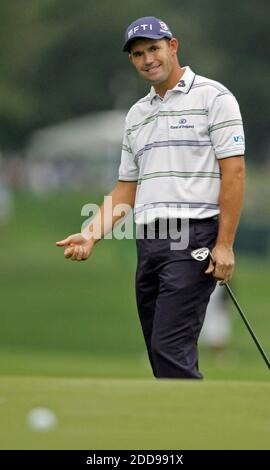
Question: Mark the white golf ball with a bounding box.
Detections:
[27,407,57,431]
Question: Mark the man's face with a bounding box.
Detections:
[129,38,177,85]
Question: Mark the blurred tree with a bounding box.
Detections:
[0,0,65,148]
[205,0,270,162]
[32,0,171,120]
[0,0,269,162]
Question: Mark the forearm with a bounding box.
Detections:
[82,181,137,243]
[216,157,245,248]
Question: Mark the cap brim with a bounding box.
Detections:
[123,34,170,52]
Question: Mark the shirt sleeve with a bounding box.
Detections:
[118,118,139,182]
[208,92,245,159]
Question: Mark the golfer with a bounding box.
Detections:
[57,16,245,379]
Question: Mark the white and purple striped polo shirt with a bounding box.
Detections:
[118,66,245,224]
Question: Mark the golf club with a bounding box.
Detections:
[191,247,270,370]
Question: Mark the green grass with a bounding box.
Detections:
[0,376,269,450]
[0,347,269,382]
[0,191,269,359]
[0,349,152,379]
[0,191,269,379]
[0,191,269,449]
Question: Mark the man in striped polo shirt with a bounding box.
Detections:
[57,17,245,379]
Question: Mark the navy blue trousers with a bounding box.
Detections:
[135,218,218,379]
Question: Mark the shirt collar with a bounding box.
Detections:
[149,66,196,103]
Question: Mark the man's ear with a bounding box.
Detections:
[169,38,179,55]
[128,53,134,64]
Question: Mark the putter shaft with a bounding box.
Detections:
[208,252,270,370]
[224,283,270,370]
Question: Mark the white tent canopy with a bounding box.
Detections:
[26,110,126,160]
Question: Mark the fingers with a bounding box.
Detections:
[71,246,80,261]
[204,248,234,284]
[76,246,84,261]
[56,237,72,247]
[213,263,234,284]
[218,272,233,285]
[57,233,91,261]
[71,245,83,261]
[64,245,88,261]
[204,260,215,274]
[63,246,74,258]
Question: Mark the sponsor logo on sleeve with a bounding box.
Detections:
[233,135,244,144]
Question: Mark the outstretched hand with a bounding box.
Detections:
[56,233,95,261]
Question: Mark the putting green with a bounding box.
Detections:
[0,376,269,449]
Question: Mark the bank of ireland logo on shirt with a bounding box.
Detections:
[170,118,195,130]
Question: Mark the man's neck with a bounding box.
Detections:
[154,66,185,98]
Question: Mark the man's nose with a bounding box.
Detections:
[143,52,154,66]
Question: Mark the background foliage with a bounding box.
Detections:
[0,0,269,162]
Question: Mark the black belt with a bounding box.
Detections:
[145,215,218,230]
[184,216,219,224]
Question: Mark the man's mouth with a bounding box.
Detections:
[145,64,161,73]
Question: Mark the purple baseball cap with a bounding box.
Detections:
[123,16,173,52]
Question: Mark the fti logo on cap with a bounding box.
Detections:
[123,16,173,52]
[128,23,153,39]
